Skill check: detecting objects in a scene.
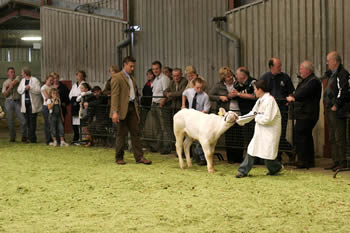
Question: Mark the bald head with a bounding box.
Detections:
[299,61,314,79]
[327,51,341,71]
[269,58,282,75]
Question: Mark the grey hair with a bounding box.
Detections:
[302,61,314,73]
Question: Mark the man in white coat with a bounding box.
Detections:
[235,80,282,178]
[17,67,42,143]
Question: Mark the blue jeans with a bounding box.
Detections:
[193,141,205,161]
[238,154,282,176]
[4,99,26,140]
[49,114,64,139]
[42,105,52,144]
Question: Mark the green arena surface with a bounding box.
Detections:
[0,140,350,233]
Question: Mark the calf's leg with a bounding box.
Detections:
[183,137,193,168]
[175,131,185,169]
[202,143,216,173]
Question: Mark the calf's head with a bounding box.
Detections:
[218,108,238,124]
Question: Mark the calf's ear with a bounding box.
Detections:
[218,107,226,116]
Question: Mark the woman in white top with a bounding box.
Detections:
[41,74,53,145]
[69,70,86,142]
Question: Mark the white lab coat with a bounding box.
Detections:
[237,92,281,160]
[17,77,42,113]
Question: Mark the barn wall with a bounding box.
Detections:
[53,0,124,10]
[225,0,350,157]
[132,0,230,88]
[41,6,128,87]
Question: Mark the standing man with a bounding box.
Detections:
[323,51,350,171]
[110,56,152,165]
[161,68,188,151]
[17,67,42,143]
[150,61,171,154]
[162,68,188,112]
[2,67,27,142]
[286,61,322,169]
[260,58,295,162]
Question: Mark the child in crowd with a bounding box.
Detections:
[182,78,211,165]
[76,82,92,142]
[47,88,69,147]
[77,83,92,119]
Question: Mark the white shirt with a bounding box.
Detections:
[152,73,170,103]
[224,82,240,112]
[183,88,211,113]
[41,84,51,105]
[69,81,85,100]
[123,70,135,101]
[17,76,42,113]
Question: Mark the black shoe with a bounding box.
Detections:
[149,147,158,153]
[332,164,347,171]
[160,150,171,155]
[21,137,28,143]
[235,172,247,178]
[267,166,283,175]
[9,138,16,142]
[198,160,207,166]
[296,164,309,169]
[324,164,338,170]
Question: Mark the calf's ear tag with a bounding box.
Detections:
[218,111,224,116]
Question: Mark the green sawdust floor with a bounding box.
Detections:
[0,140,350,233]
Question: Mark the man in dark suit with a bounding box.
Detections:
[286,61,322,169]
[110,56,152,165]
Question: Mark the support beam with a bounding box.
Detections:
[0,9,40,25]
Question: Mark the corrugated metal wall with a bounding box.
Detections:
[0,0,10,7]
[326,0,350,66]
[226,0,325,81]
[41,7,128,85]
[0,48,40,62]
[58,0,123,10]
[132,0,230,88]
[225,0,350,157]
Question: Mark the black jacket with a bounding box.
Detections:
[140,80,153,108]
[85,95,110,123]
[292,73,322,120]
[234,76,257,114]
[260,71,295,112]
[323,64,350,118]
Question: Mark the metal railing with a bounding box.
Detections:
[76,96,296,157]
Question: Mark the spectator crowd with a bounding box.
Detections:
[1,51,349,172]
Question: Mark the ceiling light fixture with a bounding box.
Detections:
[21,36,42,41]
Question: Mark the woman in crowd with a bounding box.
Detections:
[51,72,70,122]
[102,65,120,96]
[41,74,54,145]
[69,70,86,143]
[140,69,154,133]
[209,66,243,164]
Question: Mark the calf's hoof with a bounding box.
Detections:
[208,168,216,174]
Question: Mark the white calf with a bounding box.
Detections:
[173,108,238,173]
